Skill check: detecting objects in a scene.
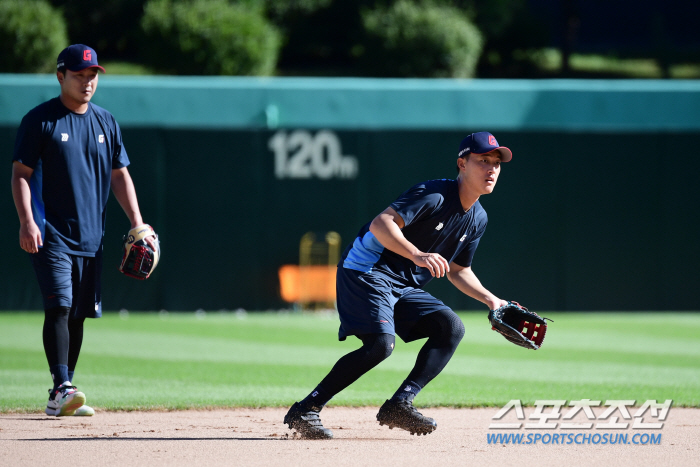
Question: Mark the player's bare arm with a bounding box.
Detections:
[11,161,42,253]
[111,167,156,250]
[369,206,450,278]
[446,262,507,310]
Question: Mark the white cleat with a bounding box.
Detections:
[45,382,86,417]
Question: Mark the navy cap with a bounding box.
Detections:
[57,44,105,73]
[458,132,512,162]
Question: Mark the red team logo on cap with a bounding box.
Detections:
[489,135,497,146]
[83,50,92,61]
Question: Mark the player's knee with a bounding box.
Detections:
[449,315,465,346]
[377,336,395,360]
[45,306,70,320]
[363,333,395,364]
[439,310,465,349]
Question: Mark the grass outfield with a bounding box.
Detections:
[1,311,698,412]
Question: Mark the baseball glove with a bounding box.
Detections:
[488,301,551,350]
[118,224,160,280]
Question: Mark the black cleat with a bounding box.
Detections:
[377,399,437,436]
[284,402,333,439]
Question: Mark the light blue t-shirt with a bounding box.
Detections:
[342,179,488,288]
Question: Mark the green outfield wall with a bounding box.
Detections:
[2,76,699,312]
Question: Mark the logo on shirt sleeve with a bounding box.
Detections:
[98,135,104,143]
[435,222,444,231]
[460,234,467,242]
[61,133,69,142]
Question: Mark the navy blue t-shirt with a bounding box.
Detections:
[342,179,488,288]
[13,97,130,256]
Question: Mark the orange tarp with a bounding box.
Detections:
[278,265,337,303]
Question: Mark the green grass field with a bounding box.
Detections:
[1,311,698,412]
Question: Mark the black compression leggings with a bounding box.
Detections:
[319,309,465,397]
[43,306,85,372]
[318,333,395,396]
[405,308,465,388]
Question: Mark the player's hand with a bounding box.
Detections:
[19,222,43,253]
[488,298,509,311]
[413,252,450,278]
[143,234,157,251]
[131,221,157,250]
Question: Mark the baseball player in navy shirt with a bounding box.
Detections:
[285,132,513,438]
[11,45,156,417]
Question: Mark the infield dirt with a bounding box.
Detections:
[1,407,697,467]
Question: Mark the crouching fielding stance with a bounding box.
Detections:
[285,132,515,439]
